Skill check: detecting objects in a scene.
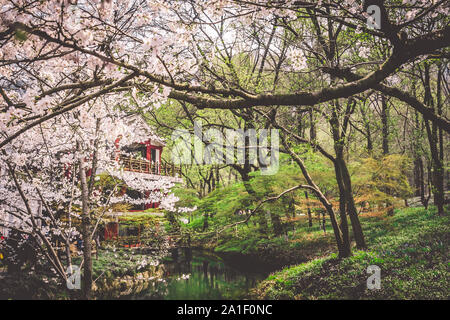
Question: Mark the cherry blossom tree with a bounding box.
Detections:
[0,99,181,298]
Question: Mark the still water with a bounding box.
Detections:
[128,248,270,300]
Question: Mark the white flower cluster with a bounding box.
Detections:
[286,48,308,72]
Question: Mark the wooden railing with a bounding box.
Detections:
[114,155,181,177]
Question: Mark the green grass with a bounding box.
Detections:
[252,206,449,299]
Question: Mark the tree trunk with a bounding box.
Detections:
[330,104,366,250]
[360,103,373,154]
[79,158,92,300]
[426,120,445,215]
[413,154,424,198]
[340,159,367,249]
[423,162,432,209]
[411,90,426,206]
[415,158,425,197]
[309,109,316,142]
[321,210,327,233]
[423,63,444,216]
[333,160,351,254]
[436,65,445,215]
[305,191,313,228]
[381,95,389,155]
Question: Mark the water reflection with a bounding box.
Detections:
[130,248,268,300]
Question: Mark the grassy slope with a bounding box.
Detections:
[252,207,449,299]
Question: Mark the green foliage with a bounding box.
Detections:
[118,211,160,227]
[172,187,200,208]
[187,216,206,229]
[353,154,413,205]
[182,151,338,240]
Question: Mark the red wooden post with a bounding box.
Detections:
[159,146,162,174]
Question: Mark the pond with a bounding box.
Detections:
[123,248,271,300]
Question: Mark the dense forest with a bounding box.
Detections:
[0,0,448,300]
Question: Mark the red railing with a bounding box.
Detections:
[115,155,181,177]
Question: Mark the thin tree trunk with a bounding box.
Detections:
[330,102,366,250]
[360,103,373,154]
[309,109,316,141]
[381,95,389,155]
[426,162,432,209]
[426,120,445,215]
[79,157,92,300]
[322,210,326,233]
[305,191,313,228]
[413,114,425,201]
[414,156,424,197]
[423,64,444,215]
[333,160,351,254]
[341,160,367,248]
